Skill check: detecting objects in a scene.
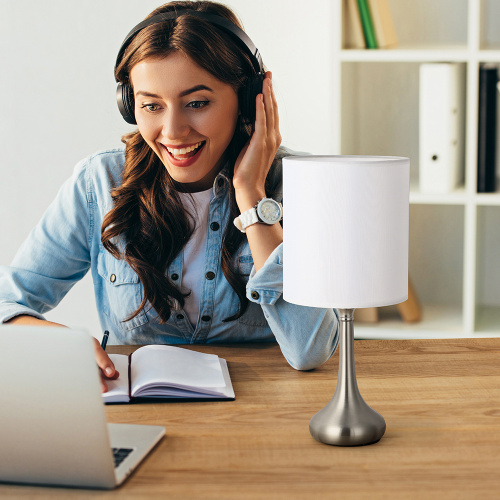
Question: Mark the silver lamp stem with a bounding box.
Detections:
[309,308,386,446]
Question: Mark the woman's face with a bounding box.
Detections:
[130,52,239,190]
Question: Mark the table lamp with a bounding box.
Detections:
[282,156,410,446]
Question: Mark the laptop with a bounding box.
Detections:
[0,326,165,489]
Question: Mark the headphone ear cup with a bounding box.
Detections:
[116,83,137,125]
[239,72,265,125]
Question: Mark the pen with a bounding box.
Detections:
[101,330,109,351]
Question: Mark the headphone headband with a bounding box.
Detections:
[114,9,263,80]
[114,9,264,125]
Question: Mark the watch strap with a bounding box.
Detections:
[233,207,259,233]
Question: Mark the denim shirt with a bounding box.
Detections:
[0,147,338,370]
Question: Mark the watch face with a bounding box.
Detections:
[258,199,282,224]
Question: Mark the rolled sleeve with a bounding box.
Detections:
[0,299,46,324]
[246,243,283,305]
[245,242,339,371]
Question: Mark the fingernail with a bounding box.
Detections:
[105,367,114,376]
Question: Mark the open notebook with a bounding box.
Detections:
[103,345,235,403]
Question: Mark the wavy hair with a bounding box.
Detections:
[101,1,259,322]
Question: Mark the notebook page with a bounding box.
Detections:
[131,359,234,398]
[130,345,225,396]
[101,354,130,403]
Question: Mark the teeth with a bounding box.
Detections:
[166,141,203,156]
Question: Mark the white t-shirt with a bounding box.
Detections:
[178,188,213,327]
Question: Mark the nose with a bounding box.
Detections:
[161,107,191,141]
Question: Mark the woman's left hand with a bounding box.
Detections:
[233,71,281,211]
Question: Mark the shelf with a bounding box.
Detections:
[408,187,500,206]
[341,48,500,64]
[354,304,464,339]
[474,191,500,205]
[478,50,500,61]
[410,184,467,205]
[337,0,500,338]
[341,46,470,63]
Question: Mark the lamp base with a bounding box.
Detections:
[309,309,386,446]
[309,391,386,446]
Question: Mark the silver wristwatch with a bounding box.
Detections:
[233,198,283,233]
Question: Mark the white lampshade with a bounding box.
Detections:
[283,156,410,309]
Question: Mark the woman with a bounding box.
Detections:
[0,1,338,390]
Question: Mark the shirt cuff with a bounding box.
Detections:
[246,243,283,306]
[0,304,46,324]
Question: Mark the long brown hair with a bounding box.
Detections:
[101,1,259,323]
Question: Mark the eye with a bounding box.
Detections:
[141,103,161,113]
[187,100,209,110]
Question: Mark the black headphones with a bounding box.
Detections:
[115,9,265,125]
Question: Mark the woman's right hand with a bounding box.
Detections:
[93,337,119,393]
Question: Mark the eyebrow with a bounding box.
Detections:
[135,85,214,99]
[179,85,214,97]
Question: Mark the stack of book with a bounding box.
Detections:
[344,0,398,49]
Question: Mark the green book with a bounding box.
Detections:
[357,0,378,49]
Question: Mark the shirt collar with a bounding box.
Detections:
[213,166,231,197]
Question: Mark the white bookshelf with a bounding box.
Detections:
[333,0,500,339]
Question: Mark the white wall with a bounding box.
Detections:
[0,0,334,336]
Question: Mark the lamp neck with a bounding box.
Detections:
[334,307,360,399]
[337,308,355,321]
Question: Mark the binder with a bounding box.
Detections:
[477,65,498,193]
[419,63,465,194]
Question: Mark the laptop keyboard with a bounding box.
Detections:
[112,447,134,467]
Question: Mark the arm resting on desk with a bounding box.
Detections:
[246,243,339,370]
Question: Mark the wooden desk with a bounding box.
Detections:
[1,338,499,499]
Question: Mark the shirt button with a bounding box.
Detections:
[176,314,184,320]
[110,274,116,283]
[251,291,260,300]
[210,222,220,231]
[205,271,215,280]
[171,273,179,281]
[201,315,211,322]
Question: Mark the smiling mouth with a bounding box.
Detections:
[164,141,206,161]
